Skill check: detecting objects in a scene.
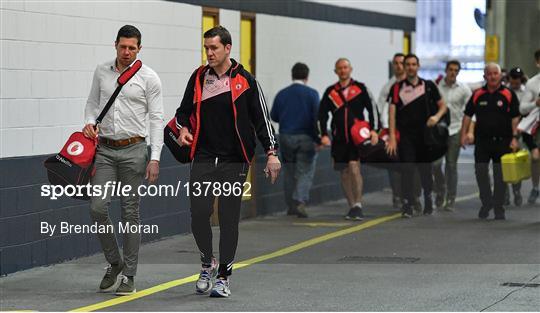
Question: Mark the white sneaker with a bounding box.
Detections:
[210,277,230,298]
[195,258,217,294]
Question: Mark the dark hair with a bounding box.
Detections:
[292,62,309,80]
[393,53,405,60]
[116,25,141,46]
[204,25,232,46]
[535,49,540,62]
[445,59,461,71]
[404,53,419,64]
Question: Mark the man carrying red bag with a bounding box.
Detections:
[318,58,380,220]
[82,25,164,295]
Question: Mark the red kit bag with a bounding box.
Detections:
[350,119,372,146]
[43,60,142,200]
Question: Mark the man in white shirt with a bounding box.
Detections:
[433,60,472,211]
[519,50,540,204]
[503,67,528,206]
[82,25,164,295]
[379,53,404,209]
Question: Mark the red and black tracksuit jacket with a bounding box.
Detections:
[318,80,379,144]
[175,59,277,164]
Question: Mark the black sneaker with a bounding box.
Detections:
[504,188,510,206]
[423,195,433,215]
[435,193,445,209]
[494,207,506,220]
[296,203,308,218]
[494,214,506,220]
[443,197,455,212]
[401,205,413,218]
[115,275,136,296]
[412,198,423,215]
[345,206,364,221]
[513,191,523,206]
[528,188,539,204]
[478,206,490,219]
[99,262,124,292]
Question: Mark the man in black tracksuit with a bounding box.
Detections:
[175,26,280,297]
[386,54,448,218]
[318,58,379,220]
[460,63,520,220]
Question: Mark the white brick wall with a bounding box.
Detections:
[0,1,202,158]
[255,14,405,131]
[1,0,412,158]
[219,9,241,62]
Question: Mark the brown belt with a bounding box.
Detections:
[99,136,145,147]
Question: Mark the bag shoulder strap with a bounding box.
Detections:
[423,79,433,116]
[95,60,143,125]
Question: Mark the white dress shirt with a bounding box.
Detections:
[437,78,472,136]
[377,76,397,128]
[84,59,164,161]
[520,72,540,115]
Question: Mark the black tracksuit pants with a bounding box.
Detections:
[189,154,249,277]
[474,137,511,215]
[398,132,434,210]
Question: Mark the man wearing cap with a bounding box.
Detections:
[83,25,164,295]
[503,67,528,206]
[460,63,521,220]
[318,58,379,220]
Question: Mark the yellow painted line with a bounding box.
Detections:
[292,222,353,227]
[455,192,480,202]
[71,192,479,312]
[70,213,399,312]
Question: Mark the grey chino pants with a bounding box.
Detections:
[90,141,148,276]
[432,134,461,201]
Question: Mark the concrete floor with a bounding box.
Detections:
[1,156,539,311]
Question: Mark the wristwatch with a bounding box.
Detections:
[267,150,278,157]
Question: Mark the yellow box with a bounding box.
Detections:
[501,150,531,184]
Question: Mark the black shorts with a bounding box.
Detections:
[331,141,359,171]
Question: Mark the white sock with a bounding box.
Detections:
[354,202,362,208]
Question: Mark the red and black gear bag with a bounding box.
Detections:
[43,60,142,200]
[44,133,98,200]
[350,121,399,168]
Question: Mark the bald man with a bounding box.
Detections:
[318,58,379,220]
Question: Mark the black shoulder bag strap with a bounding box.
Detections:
[424,80,434,119]
[95,60,143,125]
